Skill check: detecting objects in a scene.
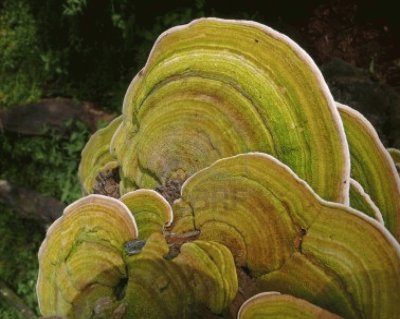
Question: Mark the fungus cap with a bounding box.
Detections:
[111,17,350,204]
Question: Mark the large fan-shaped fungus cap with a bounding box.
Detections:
[111,17,350,204]
[120,189,173,239]
[124,232,237,318]
[78,116,122,195]
[238,292,342,319]
[338,103,400,240]
[37,194,138,318]
[171,152,400,318]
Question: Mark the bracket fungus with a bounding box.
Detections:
[120,189,173,240]
[37,195,237,318]
[37,195,138,318]
[338,103,400,240]
[39,17,400,319]
[348,179,383,223]
[238,292,342,319]
[388,147,400,173]
[171,153,400,318]
[79,116,122,196]
[110,17,350,204]
[124,233,237,318]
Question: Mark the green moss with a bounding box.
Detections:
[0,121,90,203]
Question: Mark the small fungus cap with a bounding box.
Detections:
[238,292,343,319]
[120,189,173,239]
[37,194,138,318]
[79,116,122,194]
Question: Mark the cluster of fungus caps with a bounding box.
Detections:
[37,18,400,319]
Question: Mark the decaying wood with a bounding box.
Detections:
[0,180,64,226]
[0,97,115,135]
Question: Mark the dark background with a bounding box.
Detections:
[0,0,399,317]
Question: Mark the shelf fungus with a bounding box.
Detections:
[124,233,237,318]
[110,17,350,204]
[37,195,237,318]
[338,103,400,241]
[39,18,400,319]
[78,116,122,197]
[36,195,138,318]
[387,147,400,173]
[348,179,383,223]
[120,189,173,239]
[171,153,400,318]
[238,292,342,319]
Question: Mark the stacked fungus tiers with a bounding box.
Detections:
[37,194,237,318]
[110,18,350,204]
[39,17,400,319]
[171,153,400,319]
[36,195,138,318]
